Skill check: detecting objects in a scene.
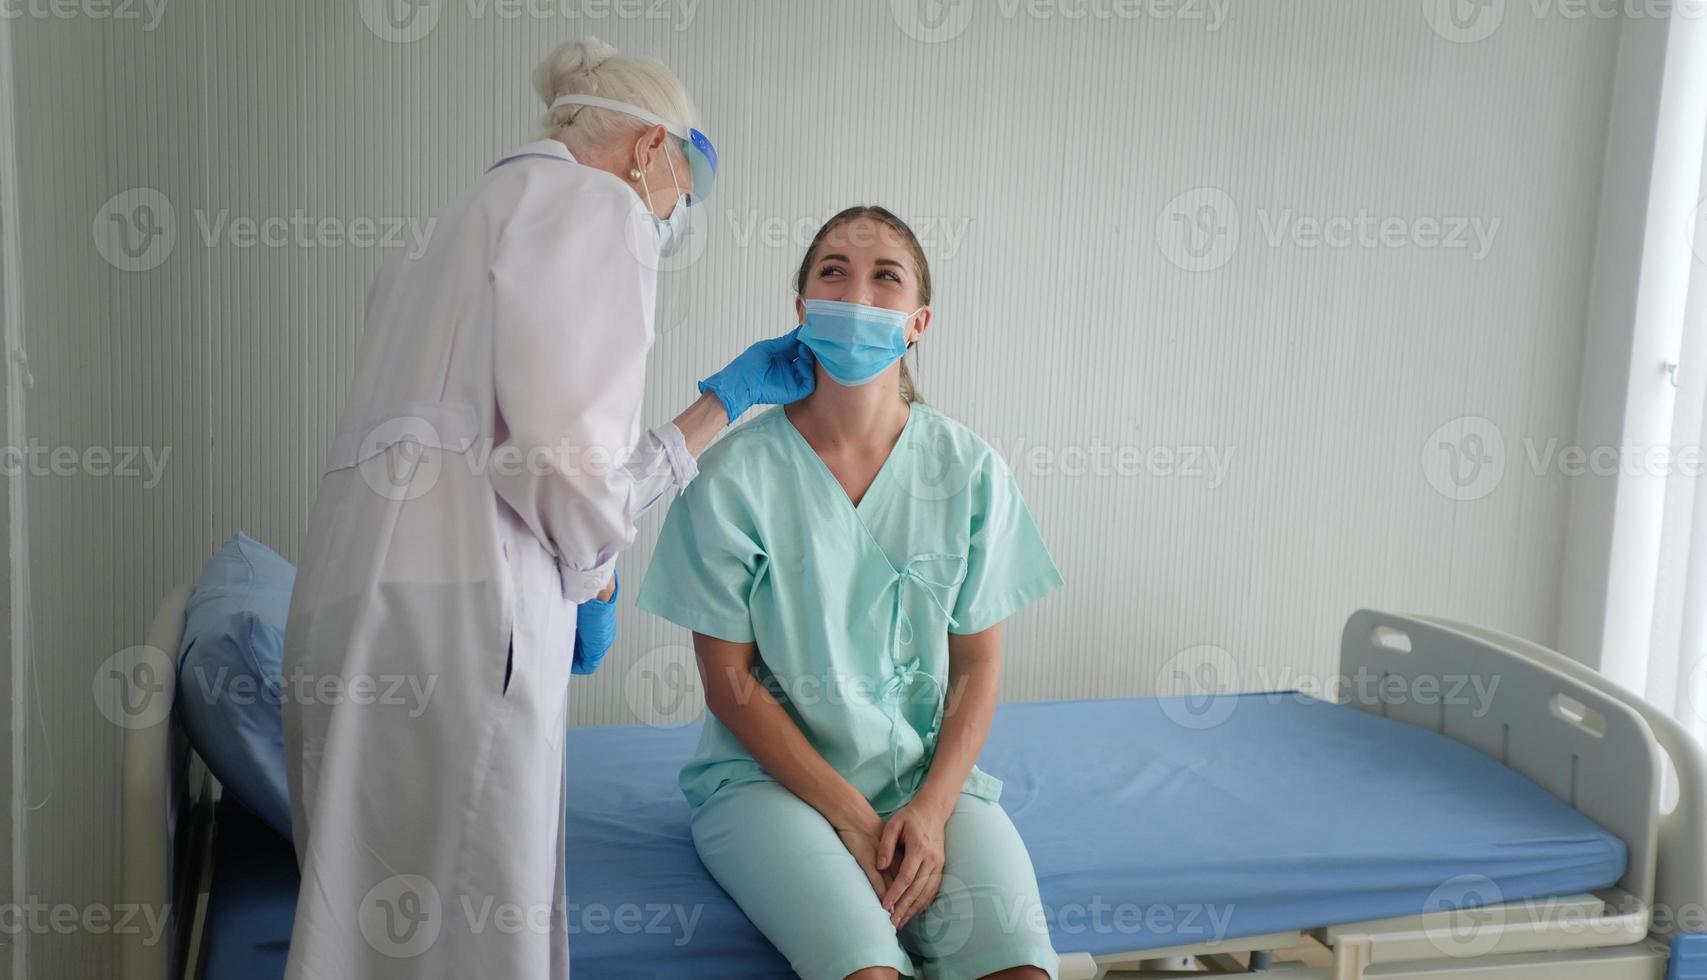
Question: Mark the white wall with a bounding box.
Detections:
[8,2,1623,975]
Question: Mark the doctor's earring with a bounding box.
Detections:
[628,168,643,180]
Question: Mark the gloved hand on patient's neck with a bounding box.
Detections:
[697,327,817,423]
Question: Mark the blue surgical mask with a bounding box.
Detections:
[798,298,925,387]
[654,194,688,257]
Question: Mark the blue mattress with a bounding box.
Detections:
[202,693,1626,979]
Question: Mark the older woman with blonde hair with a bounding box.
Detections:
[281,38,813,979]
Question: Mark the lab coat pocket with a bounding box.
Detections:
[502,634,515,696]
[498,538,519,697]
[323,401,479,472]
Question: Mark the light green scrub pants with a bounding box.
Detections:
[691,781,1060,980]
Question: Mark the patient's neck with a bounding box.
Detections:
[785,366,910,454]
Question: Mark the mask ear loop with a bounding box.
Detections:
[661,139,685,211]
[636,135,687,217]
[904,306,927,395]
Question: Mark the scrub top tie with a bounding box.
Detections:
[878,552,967,802]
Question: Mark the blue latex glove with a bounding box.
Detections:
[697,327,817,423]
[571,571,618,675]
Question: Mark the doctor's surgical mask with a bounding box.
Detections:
[646,141,690,258]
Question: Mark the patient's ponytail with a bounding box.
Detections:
[794,206,932,405]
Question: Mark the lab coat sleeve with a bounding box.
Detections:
[949,449,1064,635]
[489,184,697,603]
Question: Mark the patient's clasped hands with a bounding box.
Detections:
[835,795,951,931]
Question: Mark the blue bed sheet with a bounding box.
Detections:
[201,797,297,979]
[202,693,1626,979]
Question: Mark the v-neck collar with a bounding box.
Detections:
[780,402,918,518]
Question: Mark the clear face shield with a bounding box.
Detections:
[548,93,717,206]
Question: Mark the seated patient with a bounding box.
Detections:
[637,206,1063,980]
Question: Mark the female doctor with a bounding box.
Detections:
[280,39,811,980]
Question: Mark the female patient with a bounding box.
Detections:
[637,206,1062,980]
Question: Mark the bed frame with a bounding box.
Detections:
[118,596,1707,980]
[118,584,216,980]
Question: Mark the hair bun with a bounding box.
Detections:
[533,37,619,106]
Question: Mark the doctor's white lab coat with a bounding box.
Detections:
[281,139,695,980]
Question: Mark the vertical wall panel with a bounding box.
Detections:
[0,81,13,980]
[8,1,1620,974]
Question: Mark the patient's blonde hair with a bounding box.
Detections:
[532,38,700,162]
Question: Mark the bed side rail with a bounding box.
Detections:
[1338,610,1665,922]
[1408,614,1707,946]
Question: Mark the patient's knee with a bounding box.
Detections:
[979,968,1048,980]
[843,968,901,980]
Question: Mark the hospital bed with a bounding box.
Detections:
[118,588,1707,979]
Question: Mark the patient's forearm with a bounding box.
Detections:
[916,626,1003,816]
[694,635,879,834]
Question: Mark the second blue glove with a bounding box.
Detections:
[571,571,619,675]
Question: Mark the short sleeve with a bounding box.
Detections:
[635,476,763,643]
[949,452,1063,634]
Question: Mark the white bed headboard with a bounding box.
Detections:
[1338,609,1707,938]
[118,584,215,980]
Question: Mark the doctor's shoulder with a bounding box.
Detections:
[486,153,642,240]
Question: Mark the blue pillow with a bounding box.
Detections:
[176,532,295,841]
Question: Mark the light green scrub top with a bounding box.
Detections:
[636,403,1064,813]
